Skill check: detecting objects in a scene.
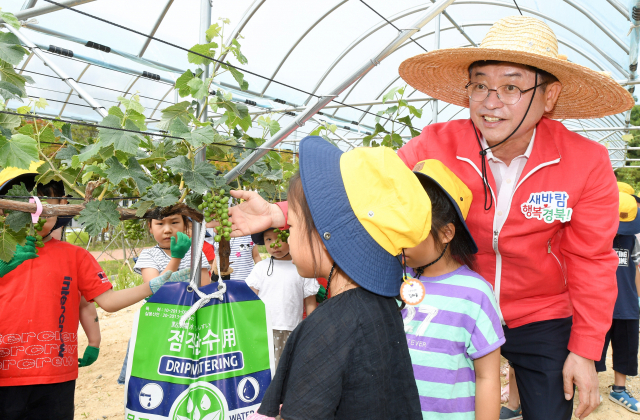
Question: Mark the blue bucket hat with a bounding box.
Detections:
[298,136,431,297]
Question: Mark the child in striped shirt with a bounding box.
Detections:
[402,160,504,420]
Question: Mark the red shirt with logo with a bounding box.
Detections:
[0,239,112,386]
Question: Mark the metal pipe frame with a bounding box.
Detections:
[2,0,96,23]
[138,0,174,57]
[21,0,39,10]
[4,24,107,118]
[224,0,457,183]
[607,0,629,18]
[562,0,628,53]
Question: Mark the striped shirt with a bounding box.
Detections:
[212,234,256,282]
[133,245,210,275]
[401,265,505,419]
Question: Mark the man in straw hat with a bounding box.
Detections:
[214,15,633,420]
[396,15,633,420]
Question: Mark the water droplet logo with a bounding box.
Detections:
[169,383,228,420]
[139,383,164,410]
[237,376,260,403]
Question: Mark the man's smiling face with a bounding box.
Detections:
[468,62,561,146]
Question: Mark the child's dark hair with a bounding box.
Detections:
[288,172,349,292]
[415,176,476,275]
[0,174,65,198]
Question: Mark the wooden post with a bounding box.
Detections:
[218,238,231,281]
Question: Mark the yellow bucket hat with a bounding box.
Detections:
[299,137,431,296]
[0,161,43,192]
[618,182,635,195]
[412,160,478,253]
[619,192,638,222]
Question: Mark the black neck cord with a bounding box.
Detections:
[326,263,336,297]
[473,72,539,211]
[266,252,290,276]
[415,243,449,278]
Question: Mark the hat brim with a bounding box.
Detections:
[413,172,479,255]
[634,195,640,204]
[251,229,274,246]
[399,48,634,120]
[299,136,404,297]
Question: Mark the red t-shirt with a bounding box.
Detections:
[0,239,112,386]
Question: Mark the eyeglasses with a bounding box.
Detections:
[465,82,547,105]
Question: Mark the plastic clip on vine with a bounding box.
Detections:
[178,220,227,328]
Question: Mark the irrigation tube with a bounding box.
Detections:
[224,0,457,182]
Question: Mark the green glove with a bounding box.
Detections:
[149,268,192,294]
[316,284,328,303]
[78,346,99,367]
[0,236,39,278]
[170,232,191,259]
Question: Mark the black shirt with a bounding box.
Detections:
[258,287,422,420]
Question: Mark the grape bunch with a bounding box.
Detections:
[270,228,290,249]
[149,167,175,183]
[123,220,145,241]
[33,217,46,248]
[199,189,232,243]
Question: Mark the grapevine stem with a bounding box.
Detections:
[97,181,109,201]
[39,150,86,198]
[178,187,190,203]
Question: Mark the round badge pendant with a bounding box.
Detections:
[400,278,426,305]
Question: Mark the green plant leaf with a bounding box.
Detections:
[0,80,22,101]
[407,105,423,118]
[117,95,145,114]
[165,155,216,194]
[141,183,180,207]
[397,115,413,127]
[187,77,209,100]
[0,32,28,66]
[135,200,155,217]
[98,115,142,155]
[0,111,21,130]
[409,127,421,138]
[0,11,21,29]
[205,23,222,42]
[187,42,218,65]
[175,70,195,97]
[5,211,31,233]
[78,200,121,236]
[77,141,102,163]
[103,156,152,193]
[0,133,38,169]
[226,63,249,90]
[0,60,29,95]
[0,225,26,262]
[382,86,401,104]
[125,109,147,131]
[108,105,125,121]
[181,125,215,148]
[157,101,192,135]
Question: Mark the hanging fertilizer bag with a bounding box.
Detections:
[124,231,274,420]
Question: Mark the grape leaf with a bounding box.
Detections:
[180,125,215,148]
[0,225,27,262]
[3,182,32,232]
[0,32,28,66]
[205,23,222,42]
[134,200,155,218]
[141,183,180,207]
[187,77,208,100]
[77,141,103,163]
[0,60,29,95]
[55,145,79,162]
[175,70,195,97]
[0,111,20,130]
[187,42,218,65]
[77,200,121,236]
[0,133,39,170]
[0,80,22,101]
[157,101,192,135]
[165,156,216,194]
[117,95,145,114]
[98,115,143,155]
[225,63,248,91]
[103,156,152,193]
[0,11,21,30]
[125,109,147,131]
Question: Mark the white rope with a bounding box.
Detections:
[628,22,640,36]
[179,224,227,328]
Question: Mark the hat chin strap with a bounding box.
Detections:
[414,243,449,278]
[472,71,539,211]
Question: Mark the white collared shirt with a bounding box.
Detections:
[480,128,536,230]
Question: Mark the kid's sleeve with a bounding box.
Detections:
[133,249,162,274]
[302,278,320,298]
[76,249,113,302]
[245,262,264,290]
[467,282,505,360]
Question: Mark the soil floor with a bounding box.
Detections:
[75,305,640,420]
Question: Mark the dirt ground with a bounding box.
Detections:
[75,305,640,419]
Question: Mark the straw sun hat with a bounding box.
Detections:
[399,16,634,120]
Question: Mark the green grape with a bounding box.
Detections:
[214,235,221,242]
[198,204,204,211]
[219,189,225,196]
[223,233,231,241]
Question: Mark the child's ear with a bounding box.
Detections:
[441,223,456,244]
[61,198,68,205]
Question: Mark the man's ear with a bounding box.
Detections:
[544,81,563,114]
